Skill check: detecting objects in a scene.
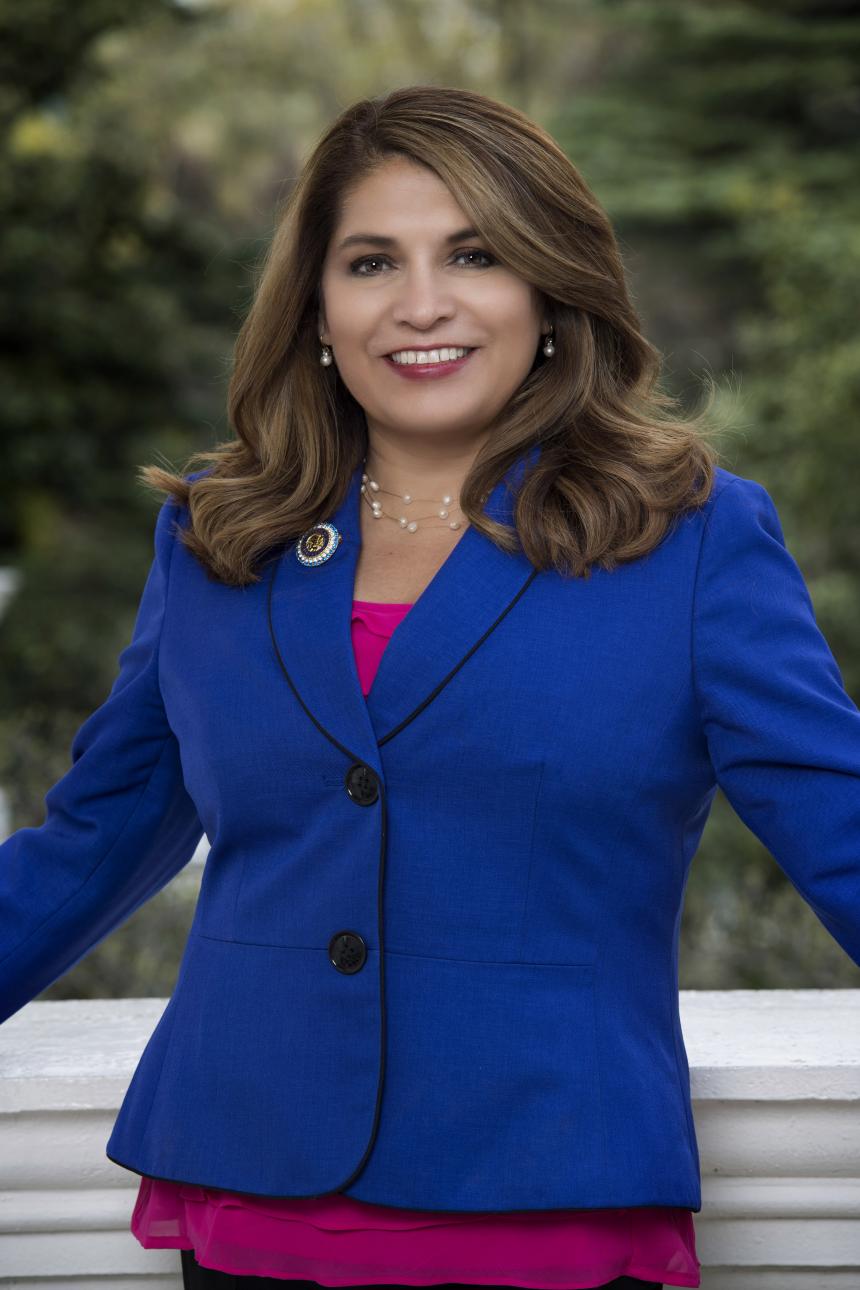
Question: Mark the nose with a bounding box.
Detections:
[390,266,457,329]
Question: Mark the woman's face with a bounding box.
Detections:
[318,156,549,451]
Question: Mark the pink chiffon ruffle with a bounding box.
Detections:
[132,1178,701,1287]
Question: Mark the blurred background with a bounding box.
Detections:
[1,0,858,1002]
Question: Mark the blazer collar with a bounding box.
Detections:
[267,445,541,769]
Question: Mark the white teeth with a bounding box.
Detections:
[389,347,471,365]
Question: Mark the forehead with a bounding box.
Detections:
[333,159,469,235]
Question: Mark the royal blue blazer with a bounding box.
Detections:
[1,451,859,1213]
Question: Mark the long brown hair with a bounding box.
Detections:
[139,84,728,586]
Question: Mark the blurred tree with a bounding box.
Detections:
[0,0,237,709]
[2,0,857,999]
[0,0,237,998]
[547,0,860,987]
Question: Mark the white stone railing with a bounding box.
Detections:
[0,990,858,1288]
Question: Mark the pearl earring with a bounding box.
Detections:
[542,328,555,358]
[320,338,333,367]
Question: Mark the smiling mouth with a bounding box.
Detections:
[386,347,476,365]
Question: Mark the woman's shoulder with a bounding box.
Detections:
[686,466,784,543]
[694,464,793,582]
[663,465,787,575]
[709,463,771,505]
[706,464,783,525]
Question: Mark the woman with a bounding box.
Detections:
[3,86,859,1290]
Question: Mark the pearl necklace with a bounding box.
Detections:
[360,457,464,532]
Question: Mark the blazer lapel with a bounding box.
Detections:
[267,448,540,763]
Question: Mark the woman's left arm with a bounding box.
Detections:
[693,475,860,968]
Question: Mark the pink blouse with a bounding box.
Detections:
[131,597,701,1287]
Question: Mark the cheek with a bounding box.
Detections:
[478,278,538,317]
[332,309,372,347]
[481,309,542,360]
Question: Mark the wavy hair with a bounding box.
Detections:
[139,83,729,586]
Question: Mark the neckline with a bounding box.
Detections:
[353,598,414,608]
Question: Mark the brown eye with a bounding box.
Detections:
[349,249,496,276]
[453,249,495,268]
[350,255,390,276]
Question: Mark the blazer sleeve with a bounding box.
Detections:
[693,475,860,968]
[0,494,204,1024]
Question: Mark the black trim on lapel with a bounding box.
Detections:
[266,450,541,765]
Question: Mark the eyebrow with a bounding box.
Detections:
[337,226,482,252]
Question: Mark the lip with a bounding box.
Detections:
[383,348,477,380]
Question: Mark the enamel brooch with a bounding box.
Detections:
[295,521,342,566]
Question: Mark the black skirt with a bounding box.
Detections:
[179,1247,663,1290]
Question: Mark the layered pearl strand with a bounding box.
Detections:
[360,457,464,532]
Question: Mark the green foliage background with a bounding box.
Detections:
[1,0,858,1001]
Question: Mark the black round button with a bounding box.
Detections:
[328,930,367,974]
[345,763,379,805]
